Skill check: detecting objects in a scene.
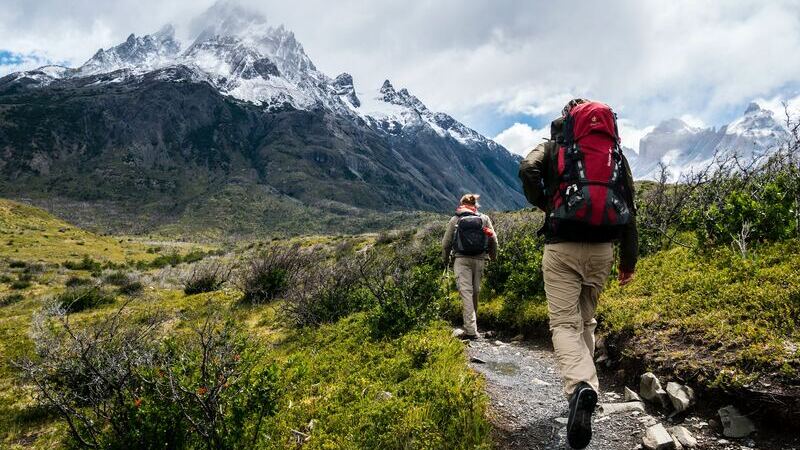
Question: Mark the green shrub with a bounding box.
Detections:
[117,280,144,296]
[0,273,12,283]
[99,270,143,296]
[183,262,231,295]
[19,306,280,449]
[0,293,24,306]
[65,276,91,288]
[139,249,219,270]
[686,174,798,248]
[10,279,32,290]
[63,255,102,272]
[56,286,116,313]
[483,214,544,301]
[8,260,27,269]
[282,256,373,327]
[23,263,45,275]
[236,246,311,304]
[365,254,444,339]
[103,270,132,286]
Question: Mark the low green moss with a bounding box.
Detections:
[599,240,800,385]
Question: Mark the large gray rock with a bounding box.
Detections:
[718,405,756,438]
[640,372,670,408]
[598,401,646,415]
[643,423,676,450]
[665,382,695,412]
[668,425,697,448]
[625,386,643,402]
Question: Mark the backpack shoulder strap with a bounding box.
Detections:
[542,140,560,202]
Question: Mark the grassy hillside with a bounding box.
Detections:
[0,200,489,449]
[0,199,154,263]
[599,240,800,391]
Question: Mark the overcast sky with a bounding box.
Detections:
[2,0,800,155]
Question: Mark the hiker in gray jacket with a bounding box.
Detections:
[442,194,498,339]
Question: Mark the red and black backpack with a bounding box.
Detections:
[547,101,632,230]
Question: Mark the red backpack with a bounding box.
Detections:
[550,101,632,228]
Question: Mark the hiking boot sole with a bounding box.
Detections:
[567,386,597,449]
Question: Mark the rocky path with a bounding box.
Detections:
[464,333,799,450]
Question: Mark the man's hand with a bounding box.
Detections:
[618,270,634,286]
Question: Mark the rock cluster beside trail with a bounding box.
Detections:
[718,405,757,438]
[633,372,758,449]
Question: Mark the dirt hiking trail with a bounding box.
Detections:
[465,334,800,450]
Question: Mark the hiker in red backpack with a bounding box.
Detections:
[441,194,498,340]
[519,99,638,449]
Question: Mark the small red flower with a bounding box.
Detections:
[134,398,143,408]
[197,386,208,396]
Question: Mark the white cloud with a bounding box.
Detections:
[679,114,707,129]
[493,122,550,157]
[1,0,799,134]
[754,93,800,123]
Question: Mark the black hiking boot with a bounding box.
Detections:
[567,382,597,449]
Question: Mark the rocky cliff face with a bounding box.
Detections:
[0,3,524,234]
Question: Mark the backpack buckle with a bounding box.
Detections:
[565,184,579,196]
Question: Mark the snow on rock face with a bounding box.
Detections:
[9,3,504,154]
[630,102,789,180]
[331,73,360,107]
[76,25,180,77]
[350,79,492,147]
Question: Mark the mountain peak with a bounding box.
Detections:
[380,80,395,94]
[331,73,360,107]
[76,26,181,76]
[744,102,762,115]
[653,118,691,133]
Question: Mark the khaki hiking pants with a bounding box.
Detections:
[453,256,486,336]
[543,242,614,396]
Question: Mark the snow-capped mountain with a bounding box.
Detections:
[628,103,789,179]
[9,3,496,151]
[0,2,524,233]
[76,25,181,77]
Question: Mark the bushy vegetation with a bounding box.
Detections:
[142,249,220,270]
[18,304,279,449]
[0,292,24,306]
[236,246,312,304]
[62,255,102,272]
[281,254,371,327]
[183,261,231,295]
[55,285,116,313]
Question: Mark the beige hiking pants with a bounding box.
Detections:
[543,242,614,396]
[454,256,486,336]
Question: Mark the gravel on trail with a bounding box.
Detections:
[465,334,800,450]
[466,336,642,450]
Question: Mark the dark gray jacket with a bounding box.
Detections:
[519,140,639,272]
